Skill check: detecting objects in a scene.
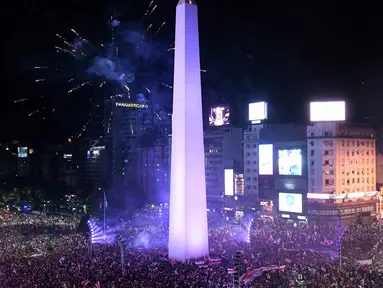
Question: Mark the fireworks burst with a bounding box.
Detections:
[27,0,175,139]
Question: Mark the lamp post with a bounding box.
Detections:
[338,228,348,271]
[86,220,93,253]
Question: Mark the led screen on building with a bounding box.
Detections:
[209,106,230,126]
[224,169,234,196]
[259,144,273,175]
[17,147,28,158]
[249,102,268,121]
[278,149,302,176]
[279,193,303,214]
[234,174,244,196]
[310,101,346,121]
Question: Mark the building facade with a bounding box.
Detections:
[138,143,170,204]
[204,127,243,208]
[257,124,308,220]
[243,125,262,198]
[307,122,378,224]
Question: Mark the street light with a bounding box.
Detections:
[338,228,348,271]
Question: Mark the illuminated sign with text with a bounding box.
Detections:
[115,102,149,109]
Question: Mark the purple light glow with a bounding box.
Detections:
[168,0,209,261]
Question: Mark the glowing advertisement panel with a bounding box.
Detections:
[234,174,244,196]
[17,147,28,158]
[279,193,303,214]
[249,102,268,121]
[259,144,273,175]
[209,106,230,126]
[310,101,346,121]
[224,169,234,196]
[278,149,302,176]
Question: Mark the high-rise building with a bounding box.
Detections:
[204,128,243,207]
[307,122,378,224]
[243,125,262,198]
[104,99,149,191]
[169,0,209,261]
[254,124,308,221]
[376,154,383,187]
[138,142,170,204]
[78,139,106,192]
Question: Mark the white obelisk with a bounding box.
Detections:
[168,0,209,261]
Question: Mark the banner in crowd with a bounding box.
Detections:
[240,265,286,285]
[357,259,372,266]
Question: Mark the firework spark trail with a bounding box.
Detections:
[144,0,155,16]
[154,22,166,36]
[14,98,29,103]
[77,117,92,138]
[201,69,207,73]
[68,78,75,82]
[35,79,46,83]
[158,81,172,89]
[167,42,175,51]
[137,24,153,50]
[28,109,41,117]
[55,46,76,57]
[110,94,124,99]
[124,85,131,98]
[68,81,91,94]
[148,5,157,16]
[34,66,48,69]
[70,29,90,46]
[141,84,151,93]
[100,81,107,88]
[154,111,162,121]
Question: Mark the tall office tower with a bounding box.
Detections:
[204,128,243,207]
[243,125,263,198]
[104,99,146,192]
[168,0,208,261]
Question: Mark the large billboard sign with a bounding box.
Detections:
[209,105,230,126]
[310,101,346,122]
[259,144,273,175]
[249,102,268,122]
[278,149,302,176]
[17,147,28,158]
[279,193,303,214]
[224,169,234,196]
[234,174,244,196]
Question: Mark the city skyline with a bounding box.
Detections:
[2,0,383,146]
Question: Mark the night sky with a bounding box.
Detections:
[2,0,383,146]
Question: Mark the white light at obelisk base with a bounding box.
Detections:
[168,0,209,261]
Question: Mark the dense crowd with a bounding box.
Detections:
[0,209,382,287]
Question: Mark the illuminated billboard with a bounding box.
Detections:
[115,102,149,109]
[209,106,230,126]
[279,193,303,214]
[224,169,234,196]
[249,102,268,122]
[234,174,244,196]
[259,144,273,175]
[310,101,346,122]
[17,147,28,158]
[278,149,302,176]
